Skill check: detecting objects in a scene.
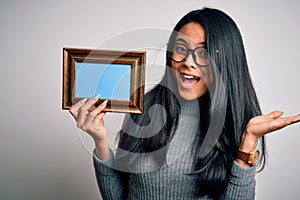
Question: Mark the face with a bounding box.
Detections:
[171,22,213,100]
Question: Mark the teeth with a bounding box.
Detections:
[183,75,195,79]
[182,74,200,81]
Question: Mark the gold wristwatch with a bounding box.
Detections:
[237,148,260,166]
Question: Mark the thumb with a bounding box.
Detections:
[265,110,283,119]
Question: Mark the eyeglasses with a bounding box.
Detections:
[170,43,210,67]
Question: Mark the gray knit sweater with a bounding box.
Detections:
[93,101,256,200]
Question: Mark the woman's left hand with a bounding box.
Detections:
[245,110,300,140]
[237,111,300,168]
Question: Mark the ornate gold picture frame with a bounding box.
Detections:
[62,48,146,114]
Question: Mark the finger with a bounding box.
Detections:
[94,112,106,126]
[278,114,300,126]
[265,110,283,119]
[77,94,100,127]
[86,100,108,124]
[268,114,300,132]
[79,94,101,112]
[69,98,88,118]
[89,100,108,117]
[90,100,108,126]
[81,99,108,127]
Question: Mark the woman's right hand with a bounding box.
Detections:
[69,95,111,160]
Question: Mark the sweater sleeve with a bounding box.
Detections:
[220,161,256,200]
[93,149,126,200]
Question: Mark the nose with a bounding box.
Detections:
[183,53,196,69]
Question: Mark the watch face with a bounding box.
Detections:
[252,150,260,165]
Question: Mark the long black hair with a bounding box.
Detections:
[118,7,266,199]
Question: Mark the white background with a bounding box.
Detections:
[1,0,299,199]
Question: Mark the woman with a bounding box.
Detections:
[70,8,300,199]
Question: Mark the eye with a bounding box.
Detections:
[196,47,209,59]
[174,43,187,55]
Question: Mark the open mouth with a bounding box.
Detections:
[179,73,201,89]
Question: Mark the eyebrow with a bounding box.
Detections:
[175,37,207,46]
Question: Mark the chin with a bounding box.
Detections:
[178,90,207,101]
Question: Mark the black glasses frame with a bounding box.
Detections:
[169,43,210,67]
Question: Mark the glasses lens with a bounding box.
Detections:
[194,47,210,66]
[172,43,187,62]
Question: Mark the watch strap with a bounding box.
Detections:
[237,150,249,163]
